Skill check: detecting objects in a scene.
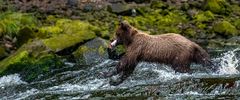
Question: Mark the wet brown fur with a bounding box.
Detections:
[107,21,211,86]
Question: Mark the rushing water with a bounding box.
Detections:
[1,49,240,99]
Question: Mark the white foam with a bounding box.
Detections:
[0,74,27,88]
[138,63,190,81]
[46,78,108,93]
[2,88,39,100]
[216,49,240,74]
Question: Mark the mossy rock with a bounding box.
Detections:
[0,50,29,74]
[0,12,37,37]
[125,9,187,34]
[73,37,109,65]
[0,40,64,82]
[43,19,98,52]
[194,11,215,22]
[38,26,63,38]
[16,27,35,47]
[1,54,64,82]
[0,19,99,75]
[203,0,230,14]
[213,20,238,36]
[0,40,50,73]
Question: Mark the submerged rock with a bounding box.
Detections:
[73,37,109,65]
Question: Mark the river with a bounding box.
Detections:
[0,48,240,99]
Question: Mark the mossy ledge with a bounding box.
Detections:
[0,20,100,81]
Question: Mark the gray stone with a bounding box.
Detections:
[73,37,109,65]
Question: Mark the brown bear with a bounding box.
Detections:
[105,21,216,86]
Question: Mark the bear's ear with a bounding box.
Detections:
[120,21,130,31]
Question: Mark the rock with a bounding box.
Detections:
[0,20,99,75]
[203,0,230,14]
[43,19,98,52]
[16,27,35,47]
[67,0,78,7]
[228,36,240,44]
[213,20,238,37]
[73,37,109,65]
[0,40,64,82]
[108,3,132,14]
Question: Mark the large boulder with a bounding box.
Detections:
[0,20,99,78]
[73,37,109,65]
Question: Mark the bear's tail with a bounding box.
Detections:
[194,45,218,72]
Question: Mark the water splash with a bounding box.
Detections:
[5,89,39,100]
[215,49,240,74]
[0,74,27,88]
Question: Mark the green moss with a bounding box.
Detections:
[98,46,105,56]
[204,0,230,14]
[38,26,63,37]
[184,28,196,38]
[196,23,207,29]
[0,50,29,73]
[0,12,37,37]
[72,45,91,64]
[43,19,97,52]
[74,46,89,57]
[150,1,165,9]
[125,9,187,34]
[213,20,238,36]
[1,54,64,82]
[234,19,240,29]
[194,11,215,22]
[231,5,240,15]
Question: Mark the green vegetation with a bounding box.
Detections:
[194,11,215,22]
[0,12,37,37]
[1,54,63,82]
[213,20,238,36]
[43,19,98,52]
[204,0,230,14]
[125,8,187,34]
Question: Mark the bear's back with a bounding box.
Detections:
[138,33,197,64]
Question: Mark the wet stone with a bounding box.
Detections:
[73,37,109,65]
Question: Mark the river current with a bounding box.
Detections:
[0,49,240,99]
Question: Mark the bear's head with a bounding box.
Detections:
[110,21,137,48]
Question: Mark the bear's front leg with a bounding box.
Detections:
[109,66,136,86]
[109,54,138,86]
